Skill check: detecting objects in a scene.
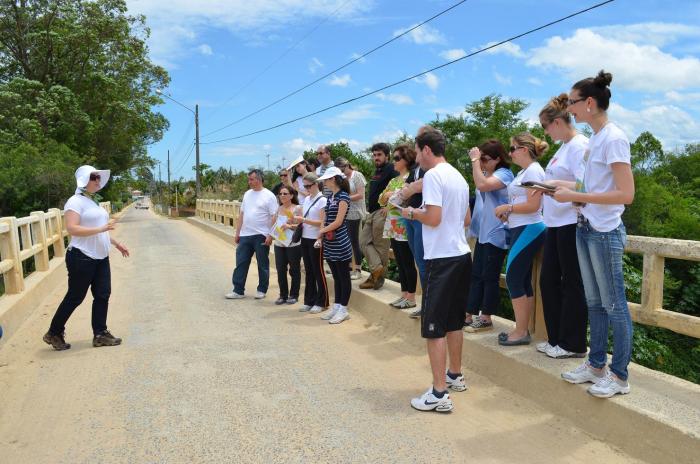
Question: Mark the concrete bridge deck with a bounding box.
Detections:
[0,208,688,463]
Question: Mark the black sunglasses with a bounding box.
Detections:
[509,146,523,153]
[393,156,402,162]
[303,183,314,189]
[89,174,101,181]
[567,97,586,106]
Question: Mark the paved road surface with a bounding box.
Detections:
[0,208,643,463]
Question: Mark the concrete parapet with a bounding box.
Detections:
[189,216,700,464]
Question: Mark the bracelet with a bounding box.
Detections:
[508,204,514,214]
[471,158,480,163]
[407,208,414,220]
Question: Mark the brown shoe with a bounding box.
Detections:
[371,266,385,290]
[359,276,375,289]
[93,330,122,347]
[43,331,71,351]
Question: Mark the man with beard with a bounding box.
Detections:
[359,143,398,290]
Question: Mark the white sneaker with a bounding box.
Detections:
[329,306,349,324]
[350,270,361,280]
[536,341,554,353]
[225,291,244,299]
[445,372,467,392]
[410,387,453,412]
[561,361,606,384]
[588,371,631,398]
[254,291,266,299]
[546,345,587,359]
[299,304,313,312]
[321,304,340,320]
[309,305,326,314]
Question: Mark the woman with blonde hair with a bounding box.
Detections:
[536,94,589,359]
[494,133,547,346]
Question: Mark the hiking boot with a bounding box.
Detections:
[359,276,375,289]
[93,330,122,347]
[43,331,71,351]
[370,266,385,290]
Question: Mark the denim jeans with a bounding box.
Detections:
[576,220,633,380]
[232,234,270,295]
[50,247,111,336]
[404,218,426,288]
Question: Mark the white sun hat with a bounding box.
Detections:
[286,155,305,171]
[317,166,345,181]
[74,165,110,194]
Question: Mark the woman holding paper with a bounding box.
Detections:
[272,186,303,305]
[494,133,548,346]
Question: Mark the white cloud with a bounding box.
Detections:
[324,104,377,128]
[126,0,374,68]
[299,127,317,138]
[197,44,213,55]
[609,102,700,149]
[337,138,368,152]
[494,72,512,86]
[527,77,543,86]
[476,41,525,58]
[308,57,324,74]
[439,48,466,61]
[590,23,700,48]
[376,93,414,105]
[527,28,700,92]
[282,137,317,154]
[432,106,466,119]
[413,72,439,91]
[350,52,367,63]
[372,129,407,144]
[394,23,445,45]
[328,74,352,87]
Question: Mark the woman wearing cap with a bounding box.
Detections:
[293,173,329,314]
[317,167,353,324]
[43,165,129,351]
[335,157,366,280]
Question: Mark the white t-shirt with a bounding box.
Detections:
[576,122,631,232]
[508,162,545,229]
[544,134,588,227]
[295,176,308,200]
[64,194,111,259]
[239,189,278,237]
[421,162,470,260]
[301,192,328,239]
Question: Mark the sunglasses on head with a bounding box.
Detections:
[89,174,101,181]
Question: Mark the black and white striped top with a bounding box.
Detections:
[322,190,352,262]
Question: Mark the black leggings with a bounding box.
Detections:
[327,259,352,306]
[301,238,328,308]
[540,224,588,353]
[274,245,302,299]
[346,219,363,267]
[390,239,417,293]
[506,224,546,299]
[467,241,507,315]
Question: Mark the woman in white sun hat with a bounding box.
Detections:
[43,165,129,351]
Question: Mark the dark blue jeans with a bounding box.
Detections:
[404,218,426,288]
[467,241,507,316]
[232,234,270,295]
[50,247,111,336]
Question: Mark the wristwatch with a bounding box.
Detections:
[407,207,414,220]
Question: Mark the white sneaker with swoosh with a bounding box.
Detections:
[410,387,453,412]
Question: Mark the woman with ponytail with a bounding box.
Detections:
[553,71,635,398]
[494,133,547,346]
[536,95,589,359]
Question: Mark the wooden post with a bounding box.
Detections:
[49,208,66,257]
[30,212,50,271]
[641,253,664,311]
[0,217,25,293]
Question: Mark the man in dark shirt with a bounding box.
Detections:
[359,142,398,290]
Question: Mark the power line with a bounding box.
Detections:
[201,1,615,145]
[202,0,471,138]
[207,0,354,121]
[173,143,196,175]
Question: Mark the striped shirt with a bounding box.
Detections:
[322,190,352,262]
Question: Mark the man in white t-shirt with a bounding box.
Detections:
[226,169,278,300]
[401,128,472,413]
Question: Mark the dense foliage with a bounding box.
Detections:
[0,0,169,216]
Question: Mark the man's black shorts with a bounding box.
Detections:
[421,253,472,338]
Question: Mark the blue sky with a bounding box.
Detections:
[126,0,700,179]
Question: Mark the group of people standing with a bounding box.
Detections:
[224,69,635,411]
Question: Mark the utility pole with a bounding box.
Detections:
[282,156,286,169]
[266,153,270,171]
[195,104,201,197]
[158,161,162,200]
[167,149,171,190]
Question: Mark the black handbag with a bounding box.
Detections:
[291,196,322,244]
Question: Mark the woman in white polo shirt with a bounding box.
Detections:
[43,165,129,351]
[552,71,635,398]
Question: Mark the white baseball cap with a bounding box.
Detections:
[317,166,345,181]
[75,165,110,194]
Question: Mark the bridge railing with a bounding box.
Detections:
[195,199,700,340]
[0,202,111,295]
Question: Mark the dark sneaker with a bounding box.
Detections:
[43,331,71,351]
[274,297,286,305]
[93,330,122,347]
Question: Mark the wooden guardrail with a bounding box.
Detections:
[196,199,700,340]
[0,202,111,295]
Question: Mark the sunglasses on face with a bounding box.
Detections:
[509,146,524,153]
[480,157,492,163]
[393,156,402,162]
[303,184,314,189]
[279,192,290,196]
[89,174,101,181]
[280,174,288,177]
[567,97,586,106]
